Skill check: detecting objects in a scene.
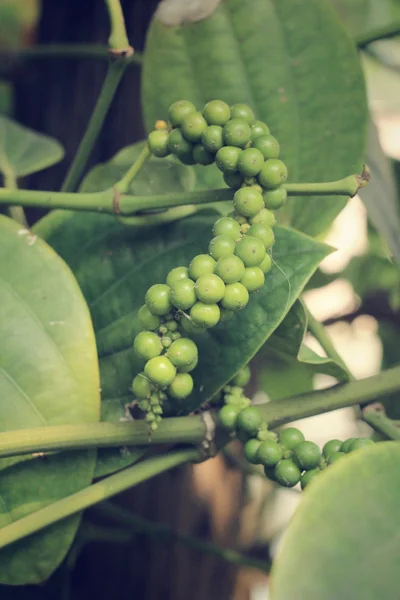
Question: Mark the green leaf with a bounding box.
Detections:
[329,0,400,43]
[0,216,100,584]
[80,140,195,195]
[142,0,367,235]
[358,121,400,264]
[271,442,400,600]
[35,210,330,414]
[0,116,64,184]
[344,254,400,310]
[257,301,351,386]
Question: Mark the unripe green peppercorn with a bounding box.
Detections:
[181,111,208,142]
[237,148,264,177]
[252,134,280,159]
[221,282,249,311]
[203,100,231,126]
[235,236,266,267]
[189,254,216,280]
[168,373,194,399]
[322,439,343,459]
[166,337,198,368]
[230,103,255,123]
[274,459,301,487]
[209,235,236,260]
[233,187,264,218]
[293,441,321,470]
[248,224,275,249]
[278,427,305,450]
[168,100,196,127]
[236,406,263,437]
[257,440,283,467]
[166,266,190,288]
[250,120,270,140]
[145,284,173,316]
[170,279,197,310]
[219,404,241,431]
[148,130,170,158]
[259,254,272,274]
[240,267,265,293]
[258,159,288,189]
[263,187,287,209]
[167,128,193,157]
[138,304,161,331]
[244,439,262,464]
[215,146,242,172]
[195,273,226,304]
[132,373,152,398]
[223,118,251,148]
[212,217,241,240]
[190,302,220,328]
[134,331,163,361]
[232,365,251,387]
[144,356,176,387]
[301,468,321,490]
[193,144,214,165]
[202,125,224,153]
[215,255,246,284]
[249,207,276,227]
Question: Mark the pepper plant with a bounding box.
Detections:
[1,0,400,598]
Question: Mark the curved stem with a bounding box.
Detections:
[0,449,198,551]
[362,406,400,440]
[305,306,354,380]
[1,366,400,459]
[61,61,127,192]
[96,501,271,573]
[115,145,151,194]
[0,45,142,67]
[105,0,131,51]
[356,24,400,49]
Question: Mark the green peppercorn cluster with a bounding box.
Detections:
[132,100,288,429]
[148,99,288,210]
[218,373,375,490]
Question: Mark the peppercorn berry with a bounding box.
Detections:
[195,273,226,303]
[278,427,305,450]
[219,404,241,431]
[215,255,246,284]
[209,235,236,260]
[181,111,208,142]
[341,438,357,453]
[252,135,280,160]
[167,373,194,399]
[240,267,265,292]
[258,159,288,189]
[216,146,242,172]
[322,439,343,459]
[138,304,161,331]
[221,282,249,311]
[190,302,220,328]
[301,468,321,490]
[249,207,276,227]
[257,440,283,467]
[170,279,197,310]
[248,224,275,249]
[293,441,321,470]
[233,187,264,218]
[201,125,224,153]
[166,337,198,368]
[231,365,251,387]
[167,128,193,158]
[144,356,176,387]
[244,439,262,464]
[237,148,264,177]
[132,373,152,398]
[148,130,170,158]
[328,451,346,465]
[166,266,190,288]
[223,118,252,148]
[212,217,241,240]
[134,331,163,361]
[274,459,301,487]
[236,406,263,437]
[263,187,287,209]
[259,254,272,274]
[189,254,216,280]
[203,100,231,126]
[230,103,255,123]
[145,284,173,316]
[250,120,270,140]
[193,144,215,165]
[168,100,196,126]
[347,438,374,452]
[235,236,266,267]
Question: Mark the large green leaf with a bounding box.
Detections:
[35,210,330,415]
[330,0,400,42]
[0,216,100,584]
[0,116,64,183]
[142,0,367,236]
[271,441,400,600]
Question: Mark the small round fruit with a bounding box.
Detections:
[223,171,244,189]
[189,254,216,280]
[170,279,197,310]
[259,159,288,189]
[138,304,161,331]
[221,282,249,311]
[223,118,252,148]
[328,451,346,465]
[219,404,241,431]
[341,438,357,453]
[278,427,305,450]
[209,235,236,260]
[213,217,241,240]
[231,365,251,387]
[132,373,152,398]
[244,439,262,464]
[134,331,163,361]
[201,125,224,153]
[347,438,374,452]
[166,266,189,288]
[240,267,265,292]
[168,373,194,399]
[193,144,214,166]
[237,148,264,177]
[263,187,287,209]
[216,255,246,284]
[252,134,280,159]
[144,356,176,387]
[145,284,173,316]
[148,129,170,158]
[230,103,255,123]
[293,441,321,470]
[301,468,321,490]
[274,459,301,487]
[259,254,272,274]
[168,100,196,126]
[167,337,198,368]
[250,120,270,140]
[257,440,283,467]
[248,224,275,249]
[167,128,193,157]
[203,100,231,126]
[236,406,263,437]
[181,111,208,142]
[249,207,276,227]
[235,236,266,267]
[190,302,220,328]
[233,187,264,218]
[195,273,225,303]
[215,146,242,172]
[322,439,343,459]
[178,354,198,373]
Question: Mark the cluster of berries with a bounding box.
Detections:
[131,100,288,429]
[219,379,374,490]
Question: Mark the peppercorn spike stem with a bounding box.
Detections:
[285,165,370,198]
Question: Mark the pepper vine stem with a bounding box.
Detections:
[0,449,198,551]
[362,405,400,441]
[0,45,142,66]
[1,366,399,460]
[60,0,133,192]
[0,171,369,216]
[95,501,271,573]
